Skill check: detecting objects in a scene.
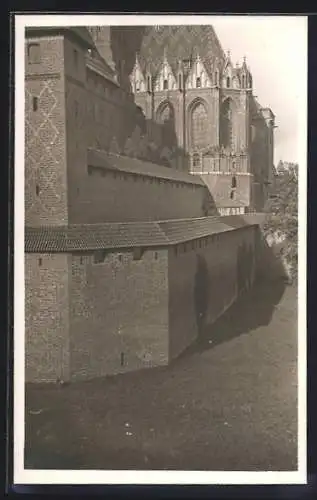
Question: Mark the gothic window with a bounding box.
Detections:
[147,76,151,91]
[28,43,40,64]
[178,74,182,89]
[158,102,173,125]
[226,76,230,88]
[135,80,140,91]
[231,176,237,188]
[242,74,245,88]
[190,101,208,149]
[163,79,168,90]
[220,98,234,149]
[196,77,201,88]
[192,153,201,170]
[214,70,219,86]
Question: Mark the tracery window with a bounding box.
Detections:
[190,102,208,149]
[220,98,234,149]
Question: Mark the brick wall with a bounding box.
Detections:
[25,253,70,382]
[71,168,207,223]
[168,226,257,360]
[25,36,68,226]
[70,249,169,380]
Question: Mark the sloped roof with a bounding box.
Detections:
[87,149,205,186]
[137,25,226,81]
[25,216,255,253]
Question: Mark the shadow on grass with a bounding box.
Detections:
[180,278,287,359]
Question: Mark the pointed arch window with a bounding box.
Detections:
[242,74,246,88]
[220,98,234,149]
[147,75,151,92]
[163,79,168,90]
[196,77,201,88]
[190,101,208,149]
[226,76,230,88]
[178,73,182,90]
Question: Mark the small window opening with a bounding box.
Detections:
[118,254,123,262]
[230,190,235,200]
[80,256,83,264]
[33,96,38,112]
[163,79,168,90]
[178,73,182,89]
[28,43,40,64]
[35,184,40,196]
[231,176,237,188]
[226,76,230,88]
[93,250,106,264]
[147,76,151,91]
[38,258,42,266]
[133,247,143,261]
[120,352,125,366]
[196,77,201,88]
[154,251,158,260]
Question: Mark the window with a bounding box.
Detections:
[196,77,201,88]
[133,247,143,261]
[38,258,42,266]
[80,256,83,264]
[242,75,245,88]
[231,176,237,188]
[35,184,40,196]
[163,79,168,90]
[135,81,140,92]
[28,43,40,64]
[191,102,208,148]
[93,250,106,264]
[154,251,158,260]
[226,77,230,88]
[118,254,123,262]
[193,153,201,168]
[32,96,38,112]
[147,76,151,92]
[230,190,235,200]
[73,49,78,68]
[178,73,182,89]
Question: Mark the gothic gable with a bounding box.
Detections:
[130,57,146,93]
[154,57,177,91]
[186,55,212,89]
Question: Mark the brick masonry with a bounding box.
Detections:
[25,253,70,382]
[25,225,258,383]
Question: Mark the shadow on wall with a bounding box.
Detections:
[189,277,286,355]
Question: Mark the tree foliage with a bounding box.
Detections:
[263,164,298,280]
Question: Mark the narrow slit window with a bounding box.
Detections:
[226,77,230,88]
[38,258,42,266]
[178,74,182,89]
[35,184,40,196]
[196,77,201,88]
[163,79,168,90]
[33,96,38,112]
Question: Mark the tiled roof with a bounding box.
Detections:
[87,149,205,186]
[25,216,255,253]
[137,25,225,81]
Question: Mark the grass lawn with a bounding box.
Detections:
[25,281,298,471]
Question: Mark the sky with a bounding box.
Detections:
[211,16,307,166]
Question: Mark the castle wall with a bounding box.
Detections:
[25,35,68,226]
[25,253,70,383]
[71,167,207,223]
[168,225,257,360]
[69,249,169,380]
[200,172,252,208]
